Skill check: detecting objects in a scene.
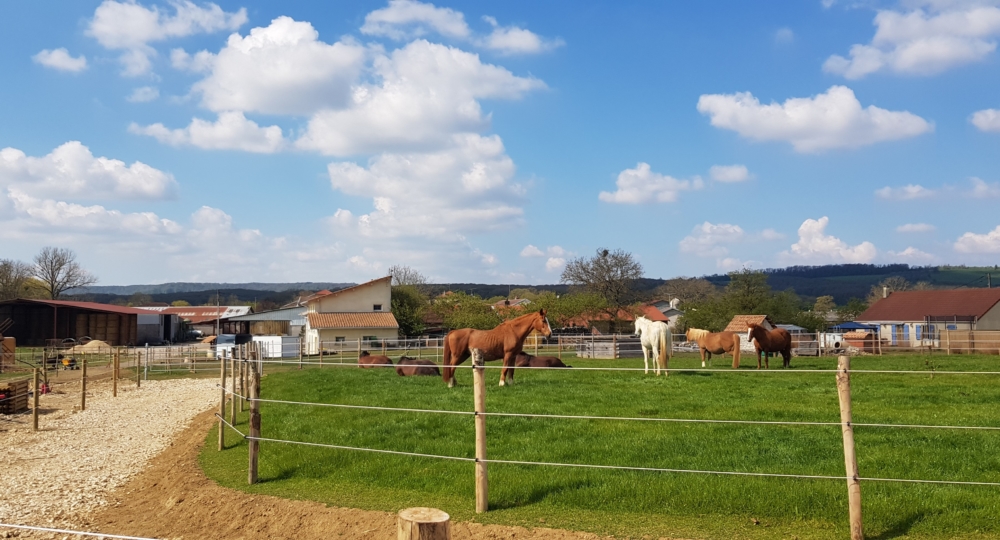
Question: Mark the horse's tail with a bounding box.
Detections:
[732,333,741,369]
[442,333,453,384]
[658,329,669,369]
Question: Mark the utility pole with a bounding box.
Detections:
[988,273,992,289]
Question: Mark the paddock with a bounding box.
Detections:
[208,349,1000,539]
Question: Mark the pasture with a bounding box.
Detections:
[201,353,1000,539]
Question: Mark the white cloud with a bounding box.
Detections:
[362,0,470,40]
[887,246,937,263]
[546,245,567,257]
[679,222,746,257]
[761,228,785,240]
[970,176,1000,197]
[775,27,795,44]
[296,39,544,156]
[86,0,247,77]
[876,184,936,199]
[481,16,563,55]
[0,141,176,200]
[129,112,285,153]
[599,163,703,204]
[781,216,877,263]
[717,258,751,271]
[190,17,368,115]
[971,108,1000,131]
[709,164,753,183]
[326,133,524,241]
[697,85,932,152]
[170,48,214,72]
[897,222,936,232]
[955,225,1000,253]
[32,48,88,72]
[5,190,181,234]
[127,86,159,103]
[520,244,544,257]
[545,257,566,272]
[824,3,1000,79]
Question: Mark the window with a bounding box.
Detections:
[373,304,382,311]
[334,337,345,343]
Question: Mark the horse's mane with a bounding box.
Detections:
[687,328,710,339]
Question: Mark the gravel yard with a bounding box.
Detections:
[0,376,217,538]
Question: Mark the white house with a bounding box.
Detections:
[303,276,399,354]
[856,288,1000,347]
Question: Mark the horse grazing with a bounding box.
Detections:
[634,316,672,376]
[441,309,552,387]
[396,356,441,377]
[746,323,792,369]
[514,352,571,368]
[685,328,741,369]
[358,350,393,368]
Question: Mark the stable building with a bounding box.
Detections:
[303,276,399,354]
[0,299,176,346]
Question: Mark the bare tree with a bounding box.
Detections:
[0,259,33,300]
[32,247,97,299]
[652,278,720,305]
[866,276,911,305]
[388,265,428,287]
[561,248,644,327]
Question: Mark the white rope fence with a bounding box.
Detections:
[0,522,161,539]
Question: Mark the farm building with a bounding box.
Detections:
[650,298,684,328]
[566,304,672,335]
[0,299,178,346]
[725,315,776,353]
[303,276,399,354]
[225,306,307,336]
[137,305,251,336]
[856,288,1000,347]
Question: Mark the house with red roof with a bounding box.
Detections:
[856,288,1000,346]
[302,276,399,354]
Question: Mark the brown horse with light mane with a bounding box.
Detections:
[746,322,792,369]
[442,309,552,387]
[685,328,741,369]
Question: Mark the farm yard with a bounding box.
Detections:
[201,351,1000,540]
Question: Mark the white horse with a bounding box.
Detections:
[634,315,672,376]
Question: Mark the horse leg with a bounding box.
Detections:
[653,344,661,376]
[764,351,770,369]
[756,349,762,369]
[700,347,706,368]
[642,347,649,375]
[500,352,515,386]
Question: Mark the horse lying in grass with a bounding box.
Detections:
[395,357,441,377]
[358,351,393,368]
[746,322,792,369]
[685,329,741,369]
[634,315,671,376]
[442,309,552,387]
[514,352,570,369]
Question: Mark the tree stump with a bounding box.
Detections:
[397,507,450,540]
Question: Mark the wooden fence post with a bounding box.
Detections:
[299,337,303,370]
[471,348,488,513]
[112,350,118,398]
[248,361,261,485]
[612,335,618,360]
[32,368,39,431]
[836,355,863,540]
[230,353,237,427]
[558,337,562,360]
[80,357,87,411]
[218,353,226,451]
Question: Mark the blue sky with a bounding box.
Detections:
[1,0,999,286]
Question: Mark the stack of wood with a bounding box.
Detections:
[0,378,29,415]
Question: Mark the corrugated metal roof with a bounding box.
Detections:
[307,312,399,329]
[228,307,306,322]
[0,298,149,315]
[724,315,774,333]
[137,306,251,323]
[857,289,1000,322]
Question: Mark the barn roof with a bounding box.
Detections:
[307,312,399,329]
[137,305,251,323]
[857,289,1000,322]
[724,315,774,333]
[0,298,149,316]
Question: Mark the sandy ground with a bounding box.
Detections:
[1,374,627,539]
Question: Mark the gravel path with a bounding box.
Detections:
[0,377,217,537]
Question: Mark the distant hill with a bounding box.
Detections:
[68,282,354,296]
[702,264,998,304]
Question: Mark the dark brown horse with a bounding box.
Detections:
[514,352,570,369]
[396,356,441,376]
[746,323,792,369]
[358,351,393,368]
[442,309,552,387]
[685,328,741,369]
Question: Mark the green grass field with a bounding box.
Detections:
[200,353,1000,539]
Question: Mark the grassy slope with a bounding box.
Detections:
[200,354,1000,539]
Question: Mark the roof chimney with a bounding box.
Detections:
[883,286,889,299]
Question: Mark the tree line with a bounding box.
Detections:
[0,247,97,301]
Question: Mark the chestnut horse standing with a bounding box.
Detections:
[442,309,552,387]
[746,322,792,369]
[686,328,741,369]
